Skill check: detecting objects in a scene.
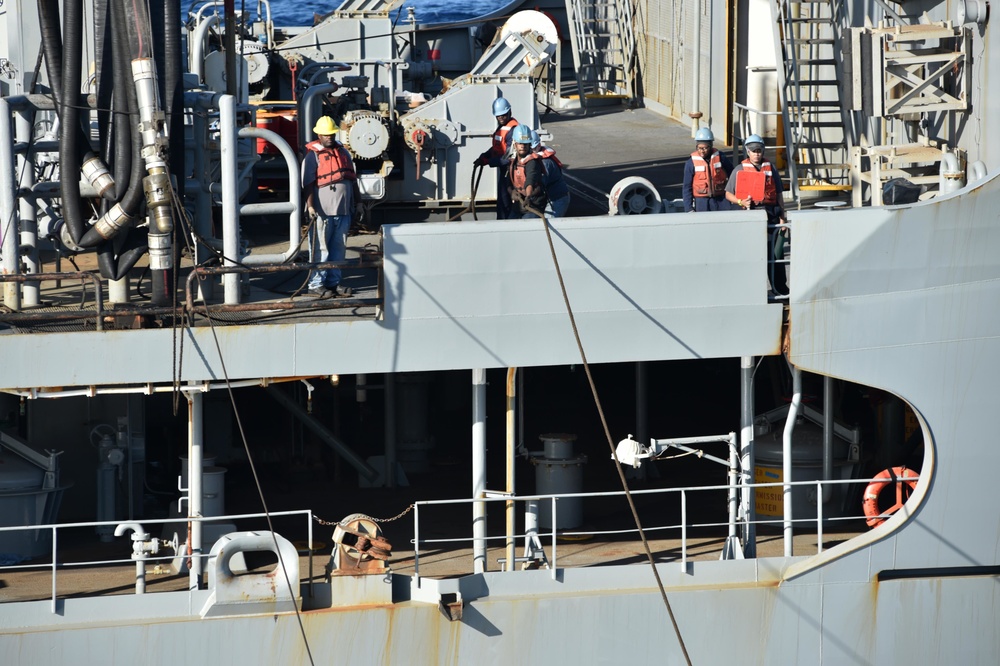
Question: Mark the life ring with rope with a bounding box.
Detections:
[862,466,918,528]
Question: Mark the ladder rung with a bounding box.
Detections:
[789,109,845,116]
[797,184,853,191]
[797,121,844,127]
[785,17,835,23]
[791,100,843,107]
[799,59,837,66]
[797,163,852,170]
[797,142,847,149]
[793,79,840,86]
[795,38,836,44]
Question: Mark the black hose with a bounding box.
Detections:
[98,231,149,281]
[120,0,151,59]
[110,0,133,199]
[59,0,86,245]
[82,0,146,254]
[113,0,144,215]
[447,164,485,222]
[96,0,114,171]
[164,0,184,198]
[38,0,65,108]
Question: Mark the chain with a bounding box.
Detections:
[313,503,415,527]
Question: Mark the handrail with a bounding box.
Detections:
[0,272,104,329]
[410,473,919,582]
[0,510,314,614]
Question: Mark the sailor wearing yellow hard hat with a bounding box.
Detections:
[301,116,361,297]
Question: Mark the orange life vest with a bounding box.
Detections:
[509,153,539,193]
[535,145,565,168]
[740,158,778,205]
[490,118,519,159]
[306,139,357,187]
[691,150,727,198]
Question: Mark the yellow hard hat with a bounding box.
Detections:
[313,116,337,136]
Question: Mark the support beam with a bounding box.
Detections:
[783,366,802,557]
[740,356,756,558]
[473,368,487,573]
[264,385,379,482]
[187,389,204,589]
[505,368,517,571]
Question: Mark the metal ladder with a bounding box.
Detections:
[565,0,636,112]
[771,0,852,200]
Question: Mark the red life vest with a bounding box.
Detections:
[489,118,519,159]
[509,153,539,193]
[535,145,565,168]
[740,158,778,205]
[691,150,727,198]
[306,139,357,187]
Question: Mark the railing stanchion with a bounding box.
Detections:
[51,525,57,613]
[308,510,314,597]
[816,481,824,554]
[551,497,557,579]
[413,503,421,587]
[681,490,687,571]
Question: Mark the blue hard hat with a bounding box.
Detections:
[512,124,533,145]
[492,97,512,116]
[745,134,765,150]
[530,130,541,149]
[695,128,714,143]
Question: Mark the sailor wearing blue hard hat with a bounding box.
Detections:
[529,130,570,218]
[475,97,520,218]
[682,127,734,212]
[507,124,547,218]
[725,134,789,293]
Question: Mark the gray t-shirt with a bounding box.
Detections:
[302,147,356,216]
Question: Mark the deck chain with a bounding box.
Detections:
[313,503,415,527]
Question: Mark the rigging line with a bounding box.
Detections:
[529,202,694,666]
[202,297,317,666]
[169,166,195,414]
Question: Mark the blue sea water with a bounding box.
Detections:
[266,0,509,27]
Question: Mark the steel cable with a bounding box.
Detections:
[524,198,694,665]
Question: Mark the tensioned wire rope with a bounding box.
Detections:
[518,194,693,665]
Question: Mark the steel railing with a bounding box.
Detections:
[409,473,918,584]
[0,510,314,613]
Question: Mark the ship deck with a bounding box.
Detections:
[0,476,869,604]
[0,105,709,336]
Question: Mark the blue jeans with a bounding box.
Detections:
[309,213,350,289]
[546,194,570,218]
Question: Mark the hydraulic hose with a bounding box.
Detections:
[447,164,485,221]
[58,0,86,245]
[164,0,185,199]
[82,0,146,252]
[110,0,134,199]
[38,0,65,107]
[96,0,114,171]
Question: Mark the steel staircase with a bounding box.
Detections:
[771,0,852,200]
[565,0,636,112]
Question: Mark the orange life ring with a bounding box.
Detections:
[862,466,918,528]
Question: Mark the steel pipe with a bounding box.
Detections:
[1,98,21,311]
[237,126,302,264]
[783,366,802,556]
[220,95,240,303]
[472,368,487,573]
